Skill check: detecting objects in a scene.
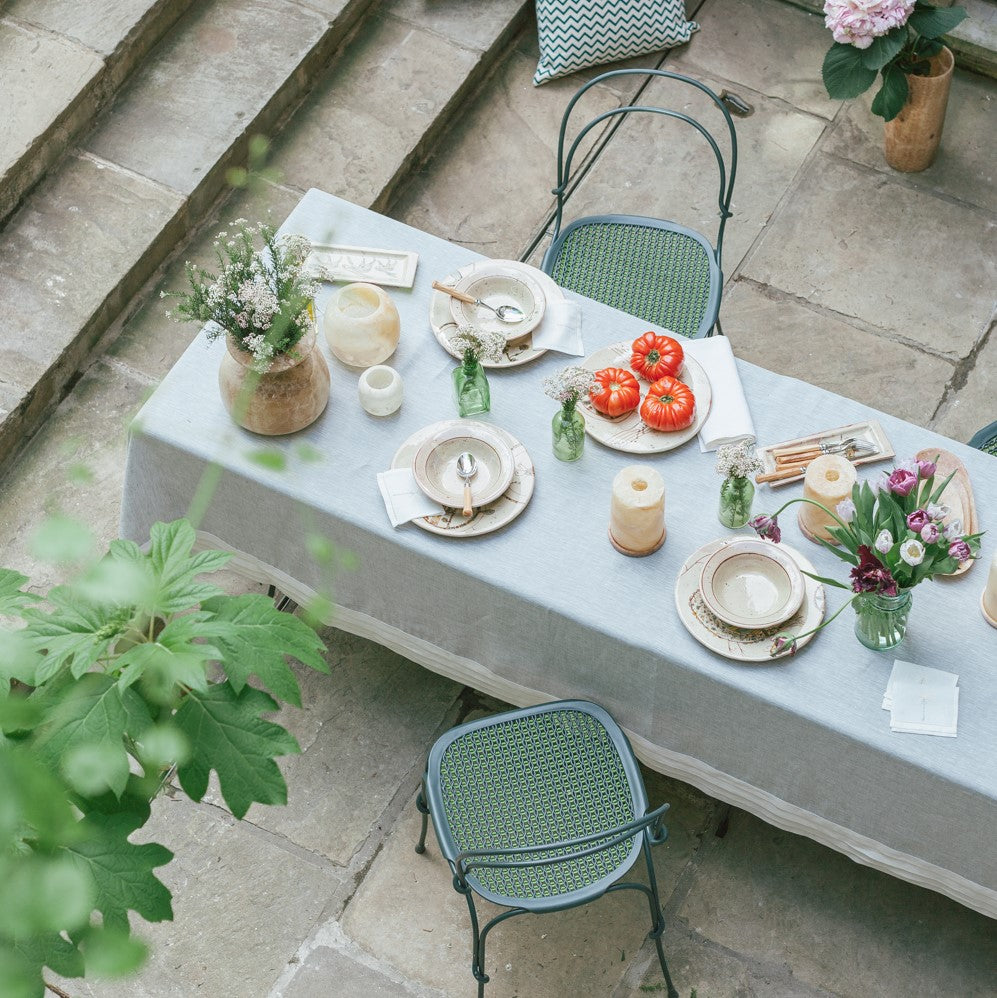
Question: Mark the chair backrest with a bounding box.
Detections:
[551,69,738,269]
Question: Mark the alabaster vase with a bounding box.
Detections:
[323,282,400,367]
[218,329,330,435]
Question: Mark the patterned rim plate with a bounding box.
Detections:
[412,421,516,509]
[430,260,564,369]
[450,263,546,341]
[577,342,712,454]
[391,420,534,538]
[674,537,826,663]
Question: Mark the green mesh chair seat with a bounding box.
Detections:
[547,216,718,338]
[416,700,678,998]
[969,421,997,456]
[541,69,737,340]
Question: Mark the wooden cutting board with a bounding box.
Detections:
[916,448,978,577]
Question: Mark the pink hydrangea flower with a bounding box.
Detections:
[824,0,915,47]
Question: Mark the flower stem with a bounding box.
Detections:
[771,592,859,657]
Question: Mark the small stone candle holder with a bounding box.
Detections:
[609,465,666,556]
[358,365,403,416]
[981,551,997,628]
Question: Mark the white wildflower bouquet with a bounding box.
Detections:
[447,325,507,367]
[715,441,763,480]
[165,221,317,371]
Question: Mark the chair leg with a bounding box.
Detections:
[642,840,679,998]
[415,783,430,854]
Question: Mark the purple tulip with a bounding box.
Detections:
[749,514,781,544]
[770,633,798,657]
[906,509,930,533]
[916,458,937,479]
[920,523,939,544]
[948,540,972,562]
[850,545,899,596]
[888,468,918,497]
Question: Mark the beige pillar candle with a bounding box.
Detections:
[798,454,857,544]
[982,551,997,626]
[609,465,665,556]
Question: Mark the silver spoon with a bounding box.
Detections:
[456,451,477,517]
[432,281,525,324]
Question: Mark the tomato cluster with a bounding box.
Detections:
[588,333,696,431]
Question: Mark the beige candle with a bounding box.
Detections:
[609,465,665,556]
[798,454,857,544]
[982,551,997,626]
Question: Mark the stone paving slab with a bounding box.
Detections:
[55,797,347,998]
[673,807,997,997]
[669,0,838,120]
[339,774,718,997]
[390,26,658,260]
[821,67,997,215]
[740,153,996,359]
[722,282,956,427]
[934,327,997,444]
[200,632,460,866]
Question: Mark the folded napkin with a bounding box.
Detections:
[377,468,441,527]
[683,336,755,452]
[882,659,959,737]
[531,299,584,355]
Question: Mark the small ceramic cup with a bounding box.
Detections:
[358,365,403,416]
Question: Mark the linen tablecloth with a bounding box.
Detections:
[121,189,997,918]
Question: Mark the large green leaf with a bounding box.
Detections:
[174,682,300,818]
[63,809,173,933]
[860,29,906,70]
[202,594,328,707]
[822,43,878,99]
[7,930,85,987]
[0,745,81,848]
[909,3,967,39]
[33,674,151,799]
[871,64,910,121]
[0,630,43,690]
[142,520,230,616]
[0,569,39,615]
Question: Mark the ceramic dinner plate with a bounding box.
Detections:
[577,342,712,454]
[449,264,546,341]
[699,538,806,629]
[412,422,515,509]
[392,421,534,537]
[430,260,563,368]
[675,538,825,662]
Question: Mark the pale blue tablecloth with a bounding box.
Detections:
[121,190,997,917]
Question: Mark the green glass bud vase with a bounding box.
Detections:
[853,590,912,651]
[552,401,585,462]
[718,475,755,528]
[452,358,490,417]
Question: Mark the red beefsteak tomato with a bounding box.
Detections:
[630,332,684,381]
[639,376,696,431]
[589,367,641,417]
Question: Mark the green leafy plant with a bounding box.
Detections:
[821,0,967,120]
[1,519,328,995]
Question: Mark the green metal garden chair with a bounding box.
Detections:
[541,68,738,339]
[969,421,997,456]
[415,699,679,998]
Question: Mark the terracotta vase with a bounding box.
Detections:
[218,328,330,435]
[883,46,954,173]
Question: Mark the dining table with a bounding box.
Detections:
[120,188,996,919]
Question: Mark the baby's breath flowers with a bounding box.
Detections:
[164,221,316,372]
[715,441,763,480]
[447,325,506,367]
[542,366,593,410]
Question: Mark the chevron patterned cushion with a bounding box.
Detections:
[533,0,699,85]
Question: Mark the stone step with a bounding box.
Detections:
[0,0,381,475]
[0,0,195,229]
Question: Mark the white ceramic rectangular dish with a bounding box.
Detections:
[305,243,418,288]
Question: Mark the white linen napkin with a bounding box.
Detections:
[682,336,756,453]
[882,659,959,736]
[531,299,584,355]
[377,468,441,527]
